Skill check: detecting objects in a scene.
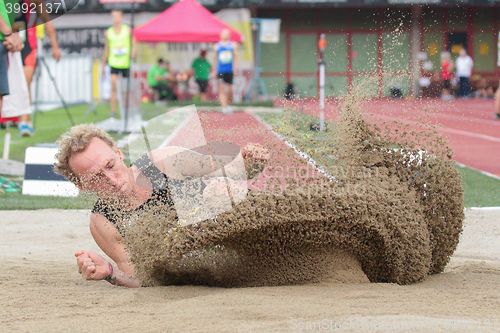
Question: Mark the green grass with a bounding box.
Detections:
[0,104,111,162]
[457,166,500,207]
[256,111,500,208]
[0,192,97,210]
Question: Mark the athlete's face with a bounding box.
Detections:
[112,10,123,25]
[69,137,134,199]
[220,29,230,41]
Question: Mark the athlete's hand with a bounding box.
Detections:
[51,46,62,62]
[210,68,217,79]
[3,33,23,52]
[75,250,111,281]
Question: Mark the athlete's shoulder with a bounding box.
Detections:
[105,26,113,38]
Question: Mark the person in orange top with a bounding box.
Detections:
[440,51,453,101]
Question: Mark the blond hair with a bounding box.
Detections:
[54,124,115,182]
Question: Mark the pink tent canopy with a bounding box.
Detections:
[134,0,243,43]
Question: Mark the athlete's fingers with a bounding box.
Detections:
[76,254,91,273]
[82,261,96,279]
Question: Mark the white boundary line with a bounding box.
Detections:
[373,113,500,143]
[441,127,500,143]
[158,110,197,148]
[455,162,500,180]
[466,207,500,211]
[117,106,196,150]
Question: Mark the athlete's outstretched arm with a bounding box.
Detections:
[75,213,140,288]
[44,21,61,61]
[150,144,269,180]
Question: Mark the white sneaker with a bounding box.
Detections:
[223,106,234,114]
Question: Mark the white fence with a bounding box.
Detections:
[32,55,93,110]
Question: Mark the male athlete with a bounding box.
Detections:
[54,124,269,287]
[102,10,136,118]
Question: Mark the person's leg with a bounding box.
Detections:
[194,79,201,101]
[156,82,168,100]
[443,80,453,100]
[19,66,35,126]
[17,47,37,136]
[487,87,494,98]
[110,73,118,116]
[225,73,234,113]
[218,79,228,110]
[458,77,465,97]
[196,80,206,101]
[162,82,177,101]
[465,77,471,97]
[494,83,500,118]
[0,44,9,114]
[200,80,208,101]
[151,85,159,100]
[228,83,233,105]
[23,66,35,100]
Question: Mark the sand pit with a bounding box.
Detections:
[1,100,490,331]
[0,208,499,332]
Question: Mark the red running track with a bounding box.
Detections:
[278,99,500,178]
[165,110,323,190]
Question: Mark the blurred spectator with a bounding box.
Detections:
[474,78,494,99]
[456,48,473,98]
[147,58,176,101]
[440,51,454,101]
[420,72,442,98]
[283,81,296,100]
[102,10,137,117]
[0,1,23,119]
[191,49,211,102]
[214,29,238,114]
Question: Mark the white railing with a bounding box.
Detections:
[31,54,93,110]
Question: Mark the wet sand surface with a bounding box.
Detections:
[0,208,499,332]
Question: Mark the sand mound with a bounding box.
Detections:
[120,98,463,287]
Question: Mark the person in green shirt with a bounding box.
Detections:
[191,49,212,101]
[147,58,176,101]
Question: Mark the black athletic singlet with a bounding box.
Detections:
[91,153,178,234]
